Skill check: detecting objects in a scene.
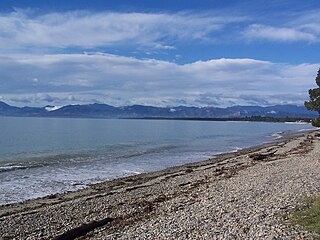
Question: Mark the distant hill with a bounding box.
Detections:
[0,101,317,119]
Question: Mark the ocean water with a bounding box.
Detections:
[0,117,313,205]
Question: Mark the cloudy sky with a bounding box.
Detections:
[0,0,319,107]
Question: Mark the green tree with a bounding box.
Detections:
[305,68,320,126]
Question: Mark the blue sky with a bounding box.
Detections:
[0,0,319,107]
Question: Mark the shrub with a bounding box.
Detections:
[312,118,320,127]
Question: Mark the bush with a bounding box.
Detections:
[312,118,320,127]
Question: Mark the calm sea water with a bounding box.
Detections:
[0,117,313,205]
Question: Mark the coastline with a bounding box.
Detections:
[0,128,310,207]
[0,120,313,206]
[0,130,319,239]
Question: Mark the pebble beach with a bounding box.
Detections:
[0,130,319,239]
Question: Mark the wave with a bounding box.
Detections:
[230,147,243,153]
[298,128,317,132]
[0,164,42,173]
[284,121,310,125]
[0,165,26,173]
[271,131,284,139]
[116,145,179,159]
[0,144,179,174]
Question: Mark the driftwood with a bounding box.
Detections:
[53,217,114,240]
[249,151,276,161]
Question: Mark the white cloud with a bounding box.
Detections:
[0,8,318,52]
[0,10,245,52]
[291,10,320,35]
[244,24,316,42]
[242,8,320,43]
[0,53,318,107]
[45,106,63,111]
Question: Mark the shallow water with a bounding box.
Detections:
[0,117,313,205]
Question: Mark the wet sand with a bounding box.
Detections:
[0,131,319,239]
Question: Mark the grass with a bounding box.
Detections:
[291,195,320,239]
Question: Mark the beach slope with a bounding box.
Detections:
[0,131,319,239]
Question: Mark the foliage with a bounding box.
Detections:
[305,68,320,126]
[312,118,320,127]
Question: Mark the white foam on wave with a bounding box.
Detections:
[298,128,317,132]
[0,165,26,172]
[123,170,142,175]
[271,132,283,139]
[284,121,310,125]
[230,147,243,153]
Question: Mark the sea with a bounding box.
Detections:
[0,117,314,205]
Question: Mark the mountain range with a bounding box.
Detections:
[0,101,317,119]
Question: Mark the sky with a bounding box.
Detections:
[0,0,319,107]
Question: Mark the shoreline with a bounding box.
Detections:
[0,128,312,208]
[0,120,313,206]
[0,130,319,239]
